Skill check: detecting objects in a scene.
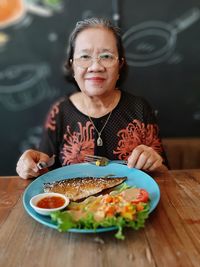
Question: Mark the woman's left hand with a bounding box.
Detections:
[127,144,163,171]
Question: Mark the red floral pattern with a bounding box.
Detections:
[113,119,163,160]
[61,121,94,165]
[45,101,60,131]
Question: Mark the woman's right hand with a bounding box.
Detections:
[16,149,50,179]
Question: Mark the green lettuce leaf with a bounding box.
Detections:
[50,201,150,240]
[50,183,150,239]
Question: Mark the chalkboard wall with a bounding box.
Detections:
[0,0,200,175]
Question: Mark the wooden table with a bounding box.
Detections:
[0,169,200,267]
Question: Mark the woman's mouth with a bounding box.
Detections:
[86,77,105,82]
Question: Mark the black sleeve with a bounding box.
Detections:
[39,101,62,169]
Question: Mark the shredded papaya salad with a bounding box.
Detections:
[51,183,150,239]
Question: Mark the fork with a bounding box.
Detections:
[37,155,55,170]
[84,154,127,166]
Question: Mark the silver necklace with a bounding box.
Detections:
[88,111,112,146]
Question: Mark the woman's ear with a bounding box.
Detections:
[70,59,75,78]
[119,58,124,69]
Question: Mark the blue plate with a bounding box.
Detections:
[23,162,160,233]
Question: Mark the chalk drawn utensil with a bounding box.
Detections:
[0,0,52,29]
[123,8,200,67]
[0,63,51,111]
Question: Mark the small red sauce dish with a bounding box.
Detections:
[30,193,70,216]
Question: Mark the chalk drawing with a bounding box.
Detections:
[48,32,58,42]
[112,0,120,27]
[0,0,64,50]
[0,63,58,111]
[0,31,9,47]
[0,0,53,29]
[123,7,200,67]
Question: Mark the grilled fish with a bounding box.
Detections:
[43,176,127,201]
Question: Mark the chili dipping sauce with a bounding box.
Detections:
[36,196,65,209]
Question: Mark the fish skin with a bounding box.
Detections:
[43,176,127,201]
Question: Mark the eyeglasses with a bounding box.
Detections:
[70,53,119,68]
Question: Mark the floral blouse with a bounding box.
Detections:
[39,91,166,168]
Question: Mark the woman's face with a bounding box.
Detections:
[72,27,120,97]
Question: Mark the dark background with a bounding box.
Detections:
[0,0,200,175]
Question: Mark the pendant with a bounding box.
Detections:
[97,136,103,146]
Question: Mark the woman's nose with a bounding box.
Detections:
[87,58,105,71]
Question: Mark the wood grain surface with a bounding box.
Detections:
[0,168,200,267]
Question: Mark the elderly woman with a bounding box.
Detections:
[16,17,166,179]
